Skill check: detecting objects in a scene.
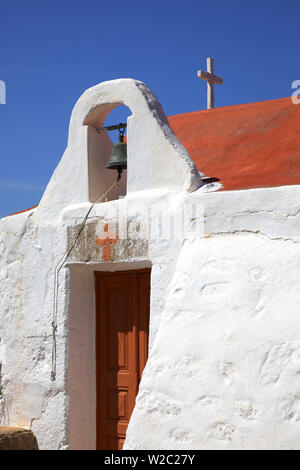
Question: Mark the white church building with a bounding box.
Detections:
[0,78,300,450]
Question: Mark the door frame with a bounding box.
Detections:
[95,268,151,449]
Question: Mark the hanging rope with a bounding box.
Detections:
[51,175,121,381]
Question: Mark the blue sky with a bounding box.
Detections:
[0,0,299,217]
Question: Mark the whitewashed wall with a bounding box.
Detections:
[125,185,300,450]
[0,79,300,450]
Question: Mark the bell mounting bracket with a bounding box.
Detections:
[96,122,127,134]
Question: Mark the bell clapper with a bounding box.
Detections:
[117,167,123,182]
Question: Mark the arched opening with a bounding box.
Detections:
[83,104,132,203]
[104,105,132,143]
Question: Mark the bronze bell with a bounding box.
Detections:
[106,134,127,175]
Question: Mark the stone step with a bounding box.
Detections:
[0,427,38,450]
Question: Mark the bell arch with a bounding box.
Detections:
[37,79,202,219]
[84,104,131,203]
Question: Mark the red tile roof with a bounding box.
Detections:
[7,205,38,217]
[168,97,300,191]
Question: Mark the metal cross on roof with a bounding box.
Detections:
[197,57,223,109]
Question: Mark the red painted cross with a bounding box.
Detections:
[96,223,118,262]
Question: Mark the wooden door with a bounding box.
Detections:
[95,269,150,450]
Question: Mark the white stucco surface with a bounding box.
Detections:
[1,78,300,450]
[125,185,300,450]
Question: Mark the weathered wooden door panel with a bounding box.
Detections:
[95,270,150,450]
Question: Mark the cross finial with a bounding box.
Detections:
[197,57,223,109]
